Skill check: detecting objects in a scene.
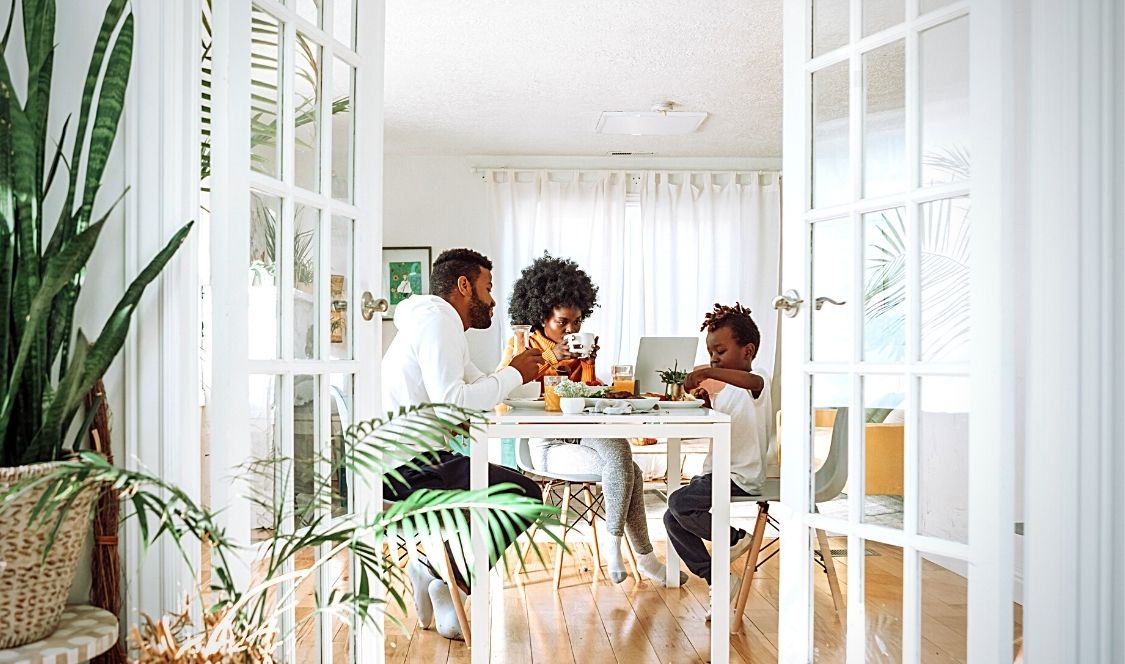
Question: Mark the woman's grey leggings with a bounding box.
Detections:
[530,437,654,555]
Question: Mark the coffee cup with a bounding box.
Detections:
[564,332,596,358]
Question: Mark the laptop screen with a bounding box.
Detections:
[633,336,700,395]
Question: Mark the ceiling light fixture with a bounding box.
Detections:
[595,101,708,136]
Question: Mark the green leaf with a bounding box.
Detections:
[79,221,194,401]
[0,219,108,441]
[61,0,128,239]
[76,12,132,233]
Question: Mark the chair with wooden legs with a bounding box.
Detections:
[382,500,473,645]
[513,438,640,589]
[731,408,850,634]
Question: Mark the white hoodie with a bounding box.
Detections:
[382,295,523,417]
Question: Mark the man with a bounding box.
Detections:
[381,248,543,640]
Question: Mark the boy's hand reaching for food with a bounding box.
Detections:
[690,386,712,409]
[684,367,712,392]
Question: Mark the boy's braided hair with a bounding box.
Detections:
[700,302,760,348]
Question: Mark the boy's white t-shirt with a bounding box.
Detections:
[701,369,772,495]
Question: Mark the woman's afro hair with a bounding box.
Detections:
[508,252,599,330]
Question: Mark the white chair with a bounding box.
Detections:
[514,437,640,589]
[730,408,849,634]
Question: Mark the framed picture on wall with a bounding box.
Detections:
[382,246,432,318]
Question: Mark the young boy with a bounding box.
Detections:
[663,302,772,615]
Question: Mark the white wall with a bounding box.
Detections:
[2,0,128,604]
[382,154,783,370]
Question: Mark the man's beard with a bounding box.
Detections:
[468,291,493,329]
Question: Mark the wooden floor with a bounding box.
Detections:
[372,537,1017,664]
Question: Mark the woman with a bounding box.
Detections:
[499,253,681,585]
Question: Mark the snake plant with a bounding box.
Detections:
[0,0,193,466]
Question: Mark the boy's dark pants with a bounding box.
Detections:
[663,473,754,584]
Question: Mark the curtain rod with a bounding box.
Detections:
[470,167,778,175]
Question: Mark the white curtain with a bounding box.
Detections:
[486,169,781,381]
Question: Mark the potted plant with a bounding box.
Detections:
[657,361,689,401]
[10,405,560,661]
[0,0,192,648]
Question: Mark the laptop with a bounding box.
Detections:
[634,337,700,395]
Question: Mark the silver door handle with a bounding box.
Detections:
[772,289,804,317]
[814,296,847,310]
[361,292,389,320]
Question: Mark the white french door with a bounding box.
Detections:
[777,1,1005,662]
[207,0,385,662]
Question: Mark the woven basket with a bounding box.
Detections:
[0,462,98,649]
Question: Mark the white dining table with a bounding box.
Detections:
[468,406,734,664]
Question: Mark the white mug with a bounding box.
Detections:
[564,332,596,358]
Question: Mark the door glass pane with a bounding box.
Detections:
[920,0,956,14]
[249,374,281,543]
[293,374,320,530]
[920,197,970,362]
[331,58,356,203]
[919,376,969,543]
[250,191,282,359]
[812,528,847,662]
[812,61,850,209]
[329,549,352,662]
[863,40,906,198]
[329,217,354,360]
[920,17,970,185]
[921,555,968,662]
[863,0,904,37]
[329,373,353,518]
[811,218,852,362]
[333,0,354,49]
[813,0,849,57]
[863,207,907,363]
[297,0,322,27]
[294,32,322,193]
[250,7,282,177]
[810,374,850,513]
[295,546,320,661]
[294,205,320,359]
[862,375,905,528]
[865,541,903,662]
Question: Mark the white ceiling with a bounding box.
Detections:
[384,1,783,158]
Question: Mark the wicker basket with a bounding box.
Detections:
[0,462,98,648]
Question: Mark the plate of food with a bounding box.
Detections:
[642,392,705,409]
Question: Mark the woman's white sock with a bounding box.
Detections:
[637,550,688,586]
[605,534,627,583]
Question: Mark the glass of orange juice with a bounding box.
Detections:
[543,375,566,412]
[610,364,635,395]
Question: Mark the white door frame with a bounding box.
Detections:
[124,0,204,621]
[1019,0,1125,661]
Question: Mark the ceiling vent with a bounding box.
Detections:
[595,101,707,136]
[606,151,656,157]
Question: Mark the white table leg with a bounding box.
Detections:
[470,427,490,664]
[665,436,682,588]
[710,423,731,663]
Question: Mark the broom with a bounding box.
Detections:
[87,380,127,664]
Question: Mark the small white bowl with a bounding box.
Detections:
[559,397,586,415]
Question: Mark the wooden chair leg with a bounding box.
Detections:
[519,480,552,576]
[732,503,770,634]
[585,484,602,585]
[815,527,846,630]
[441,546,471,647]
[623,534,642,583]
[553,483,573,590]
